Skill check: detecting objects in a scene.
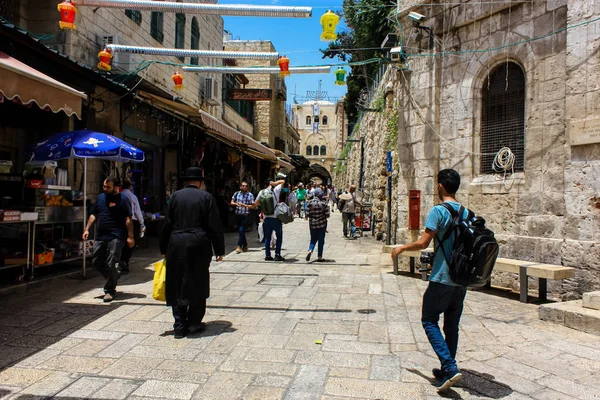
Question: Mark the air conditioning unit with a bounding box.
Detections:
[204,77,219,105]
[100,34,140,73]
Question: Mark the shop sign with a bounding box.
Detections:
[226,89,272,101]
[570,118,600,146]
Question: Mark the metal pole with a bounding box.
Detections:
[83,158,87,278]
[387,174,392,245]
[359,137,365,190]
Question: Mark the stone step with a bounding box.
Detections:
[539,300,600,337]
[583,291,600,311]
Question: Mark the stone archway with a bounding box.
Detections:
[308,163,332,186]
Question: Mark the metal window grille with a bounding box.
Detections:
[175,13,185,62]
[481,62,525,174]
[125,10,142,25]
[190,17,200,65]
[150,12,164,43]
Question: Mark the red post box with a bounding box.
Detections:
[408,190,421,230]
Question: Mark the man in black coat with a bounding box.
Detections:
[160,167,225,339]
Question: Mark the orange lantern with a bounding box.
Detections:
[97,49,112,72]
[277,55,290,77]
[57,0,77,30]
[172,71,184,90]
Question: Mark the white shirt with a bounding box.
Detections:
[120,189,145,227]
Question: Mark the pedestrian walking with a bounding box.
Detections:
[391,169,467,391]
[230,181,255,254]
[254,178,285,261]
[82,177,134,302]
[295,183,307,218]
[339,184,361,239]
[305,188,330,262]
[329,186,337,212]
[119,180,145,274]
[159,167,225,339]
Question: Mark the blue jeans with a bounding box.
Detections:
[309,227,326,258]
[236,214,249,247]
[342,212,356,237]
[263,217,282,257]
[421,282,467,375]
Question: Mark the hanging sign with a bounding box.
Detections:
[226,89,272,101]
[386,151,392,173]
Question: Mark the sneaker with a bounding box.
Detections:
[265,256,274,261]
[306,250,312,262]
[316,258,326,262]
[432,368,444,381]
[242,245,248,252]
[436,371,462,392]
[274,255,285,262]
[235,246,242,254]
[103,293,114,303]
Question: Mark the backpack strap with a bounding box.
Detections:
[432,203,465,266]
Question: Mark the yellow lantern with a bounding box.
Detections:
[97,49,112,72]
[334,68,347,86]
[172,71,184,90]
[320,10,339,42]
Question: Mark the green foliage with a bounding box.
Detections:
[334,142,353,174]
[372,96,385,111]
[321,0,396,125]
[385,112,399,150]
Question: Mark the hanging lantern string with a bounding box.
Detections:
[183,66,331,75]
[72,0,312,17]
[106,44,279,60]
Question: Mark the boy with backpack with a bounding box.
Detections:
[254,178,286,261]
[391,169,498,392]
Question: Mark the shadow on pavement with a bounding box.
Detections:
[406,368,513,399]
[160,320,236,339]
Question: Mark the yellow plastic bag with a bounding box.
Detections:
[152,259,167,301]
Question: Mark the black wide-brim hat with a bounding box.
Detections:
[182,167,205,181]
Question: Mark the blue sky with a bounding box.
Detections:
[221,0,347,105]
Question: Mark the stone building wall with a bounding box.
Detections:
[223,40,292,150]
[338,0,600,298]
[19,0,224,117]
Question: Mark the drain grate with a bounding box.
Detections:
[258,276,305,286]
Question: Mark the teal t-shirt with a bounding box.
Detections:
[425,201,469,287]
[296,188,307,201]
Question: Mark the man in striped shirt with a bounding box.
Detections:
[305,188,330,262]
[230,182,254,253]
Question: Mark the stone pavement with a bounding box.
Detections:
[1,215,600,400]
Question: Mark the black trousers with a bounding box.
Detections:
[93,238,123,294]
[172,298,207,332]
[120,221,140,270]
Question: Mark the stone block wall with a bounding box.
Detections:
[337,0,600,298]
[20,0,223,117]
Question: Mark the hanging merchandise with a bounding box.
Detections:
[334,67,347,85]
[57,0,77,30]
[172,71,184,90]
[320,10,339,42]
[277,55,290,77]
[97,48,112,71]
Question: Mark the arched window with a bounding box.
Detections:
[322,116,328,125]
[313,145,319,156]
[306,116,311,125]
[190,17,199,65]
[481,62,525,174]
[175,13,186,61]
[306,145,312,156]
[320,145,326,155]
[314,115,320,124]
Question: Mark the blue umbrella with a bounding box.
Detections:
[30,129,144,277]
[31,129,144,163]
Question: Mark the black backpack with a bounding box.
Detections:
[435,203,499,287]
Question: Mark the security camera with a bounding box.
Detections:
[390,47,404,62]
[408,11,425,22]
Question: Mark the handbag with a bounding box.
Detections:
[152,258,167,301]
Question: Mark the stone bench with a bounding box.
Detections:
[382,245,576,303]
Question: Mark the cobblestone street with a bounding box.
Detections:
[1,216,600,400]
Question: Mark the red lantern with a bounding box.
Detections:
[277,55,290,77]
[97,49,112,72]
[172,71,184,90]
[57,0,77,30]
